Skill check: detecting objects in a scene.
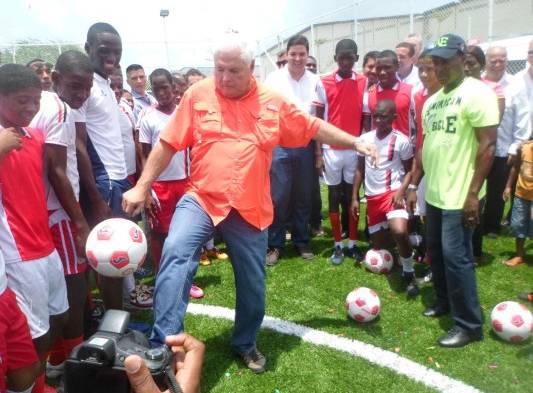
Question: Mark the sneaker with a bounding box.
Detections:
[237,348,266,373]
[190,284,204,299]
[90,298,106,320]
[504,256,524,267]
[205,247,229,260]
[403,272,419,297]
[295,244,314,260]
[199,251,211,266]
[135,283,154,295]
[330,246,344,265]
[343,246,364,262]
[128,286,153,309]
[46,361,64,379]
[518,292,533,302]
[266,248,280,266]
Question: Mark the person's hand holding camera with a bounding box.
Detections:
[125,333,205,393]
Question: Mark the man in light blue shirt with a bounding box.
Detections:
[126,64,157,122]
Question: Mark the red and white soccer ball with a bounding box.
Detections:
[85,218,147,278]
[490,301,533,343]
[345,287,381,323]
[364,249,394,274]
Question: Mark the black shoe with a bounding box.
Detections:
[403,272,419,297]
[423,304,450,317]
[438,326,483,348]
[295,244,314,260]
[343,245,364,262]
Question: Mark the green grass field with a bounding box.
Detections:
[135,191,533,393]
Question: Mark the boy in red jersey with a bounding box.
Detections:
[319,39,366,264]
[0,64,68,393]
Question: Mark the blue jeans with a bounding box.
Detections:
[268,144,314,249]
[426,203,483,333]
[151,195,267,354]
[96,178,131,218]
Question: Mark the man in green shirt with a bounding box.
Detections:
[407,34,499,348]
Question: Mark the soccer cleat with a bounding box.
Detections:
[403,272,419,297]
[128,286,153,309]
[344,245,364,262]
[330,246,344,265]
[46,361,64,379]
[237,348,266,373]
[199,251,211,266]
[190,284,204,299]
[205,247,229,260]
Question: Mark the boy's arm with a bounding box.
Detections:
[504,146,522,201]
[393,157,413,208]
[406,147,424,214]
[351,156,366,217]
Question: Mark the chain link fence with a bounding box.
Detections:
[258,0,533,79]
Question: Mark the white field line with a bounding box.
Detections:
[187,303,483,393]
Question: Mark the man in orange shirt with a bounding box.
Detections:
[122,34,376,374]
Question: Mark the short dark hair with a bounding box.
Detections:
[287,34,309,53]
[396,42,415,57]
[377,50,399,66]
[376,98,397,113]
[363,51,380,67]
[55,50,93,75]
[0,64,41,95]
[171,72,187,85]
[150,68,173,84]
[126,64,144,75]
[26,58,45,67]
[466,45,486,68]
[185,68,204,79]
[86,22,120,45]
[335,39,358,55]
[307,55,317,63]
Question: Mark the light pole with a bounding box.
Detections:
[160,9,170,68]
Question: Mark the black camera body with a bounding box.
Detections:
[64,310,172,393]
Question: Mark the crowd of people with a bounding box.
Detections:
[0,19,531,393]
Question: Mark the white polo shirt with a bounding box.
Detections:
[397,65,421,89]
[30,91,80,209]
[265,66,326,116]
[118,101,137,176]
[138,106,188,181]
[78,73,127,181]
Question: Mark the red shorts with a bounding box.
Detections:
[150,179,188,234]
[366,190,408,234]
[50,218,87,275]
[0,288,39,389]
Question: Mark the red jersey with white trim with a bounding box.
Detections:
[367,81,413,137]
[412,87,431,152]
[0,127,55,263]
[138,106,188,181]
[358,129,413,196]
[321,71,366,149]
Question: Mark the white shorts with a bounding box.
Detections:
[5,250,69,339]
[323,149,357,186]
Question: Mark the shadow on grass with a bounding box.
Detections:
[194,274,222,289]
[516,343,533,362]
[200,327,303,392]
[292,315,384,338]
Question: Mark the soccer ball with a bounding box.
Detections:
[490,301,533,343]
[345,287,381,323]
[85,218,147,278]
[364,249,394,274]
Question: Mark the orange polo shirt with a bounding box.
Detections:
[160,77,320,230]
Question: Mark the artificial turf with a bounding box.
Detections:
[133,191,533,393]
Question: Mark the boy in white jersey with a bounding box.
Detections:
[30,51,94,381]
[138,69,203,299]
[352,100,419,297]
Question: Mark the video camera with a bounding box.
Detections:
[65,310,180,393]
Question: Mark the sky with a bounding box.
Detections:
[0,0,358,72]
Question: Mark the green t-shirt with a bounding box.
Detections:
[422,77,499,209]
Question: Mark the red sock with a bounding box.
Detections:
[348,212,358,241]
[48,337,65,366]
[63,336,84,359]
[32,374,44,393]
[329,212,342,242]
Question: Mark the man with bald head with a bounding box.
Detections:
[122,33,377,373]
[483,46,530,240]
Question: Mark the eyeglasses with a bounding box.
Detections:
[276,60,288,67]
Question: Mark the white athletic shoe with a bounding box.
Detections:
[46,361,64,379]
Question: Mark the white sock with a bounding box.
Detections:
[123,273,136,297]
[400,254,415,273]
[348,240,355,249]
[205,238,215,250]
[334,241,343,248]
[8,384,34,393]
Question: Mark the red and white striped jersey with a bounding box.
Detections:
[358,129,413,196]
[0,127,55,263]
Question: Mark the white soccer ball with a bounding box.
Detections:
[85,218,147,278]
[345,287,381,323]
[364,249,394,274]
[491,301,533,343]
